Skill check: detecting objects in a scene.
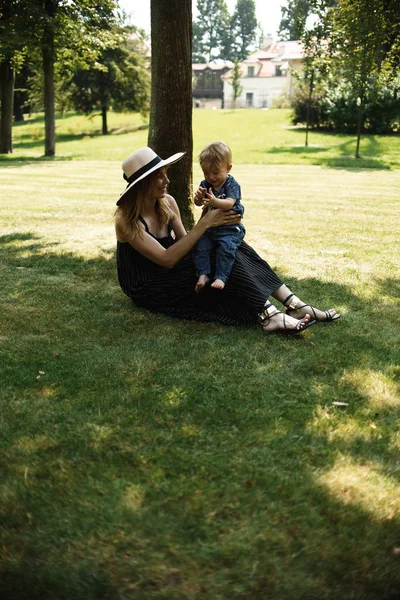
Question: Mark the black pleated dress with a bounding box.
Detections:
[116,218,283,327]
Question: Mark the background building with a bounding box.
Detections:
[222,38,303,108]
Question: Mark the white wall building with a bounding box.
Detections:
[222,38,304,109]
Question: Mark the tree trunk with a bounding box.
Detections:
[149,0,193,228]
[101,105,108,135]
[43,0,56,157]
[0,59,15,154]
[14,92,25,122]
[305,71,314,148]
[355,102,363,159]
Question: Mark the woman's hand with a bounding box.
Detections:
[202,208,241,228]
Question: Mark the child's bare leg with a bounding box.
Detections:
[195,274,210,293]
[211,279,225,289]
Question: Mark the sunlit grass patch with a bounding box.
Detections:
[318,456,400,521]
[341,369,400,409]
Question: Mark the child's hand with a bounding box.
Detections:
[203,187,217,207]
[194,186,207,205]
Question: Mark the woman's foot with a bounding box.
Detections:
[195,274,210,293]
[283,294,340,322]
[259,303,315,335]
[211,278,225,290]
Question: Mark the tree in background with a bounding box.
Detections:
[149,0,193,228]
[299,0,333,146]
[66,27,149,135]
[331,0,387,158]
[5,0,119,156]
[382,0,400,71]
[229,59,243,107]
[279,0,336,40]
[0,1,16,153]
[0,0,30,153]
[279,0,312,40]
[192,0,230,62]
[193,0,259,62]
[231,0,258,60]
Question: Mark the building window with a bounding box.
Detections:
[247,66,254,77]
[246,92,254,107]
[275,65,282,77]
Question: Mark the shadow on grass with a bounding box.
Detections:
[13,124,148,147]
[0,123,148,164]
[1,233,399,600]
[262,130,392,170]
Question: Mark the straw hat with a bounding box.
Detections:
[117,146,185,204]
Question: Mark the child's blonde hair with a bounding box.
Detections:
[199,142,232,168]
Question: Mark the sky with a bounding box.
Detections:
[118,0,286,38]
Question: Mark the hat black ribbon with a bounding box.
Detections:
[123,155,162,185]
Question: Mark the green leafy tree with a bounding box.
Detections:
[219,15,237,61]
[149,0,193,228]
[192,22,207,62]
[0,1,16,153]
[279,0,312,40]
[299,0,333,146]
[231,0,258,60]
[381,0,400,71]
[193,0,259,62]
[331,0,387,158]
[18,0,119,156]
[66,27,149,135]
[192,0,230,62]
[229,59,243,107]
[279,0,336,40]
[0,0,30,153]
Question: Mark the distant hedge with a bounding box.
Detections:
[291,78,400,134]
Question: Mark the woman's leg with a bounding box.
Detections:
[272,284,340,322]
[260,301,313,334]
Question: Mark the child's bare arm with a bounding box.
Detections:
[203,188,236,211]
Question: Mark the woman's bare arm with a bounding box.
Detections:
[116,197,240,269]
[168,196,187,240]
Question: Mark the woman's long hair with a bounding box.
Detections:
[115,169,173,239]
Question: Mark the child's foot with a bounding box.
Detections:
[211,279,225,290]
[195,274,210,293]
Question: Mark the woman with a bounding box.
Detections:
[115,147,340,335]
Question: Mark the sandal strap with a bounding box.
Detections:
[282,293,294,307]
[258,303,282,326]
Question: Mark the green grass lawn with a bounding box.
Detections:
[3,108,400,169]
[1,111,400,599]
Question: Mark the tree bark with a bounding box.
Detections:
[14,92,25,122]
[149,0,193,228]
[0,60,15,154]
[101,105,108,135]
[43,0,56,156]
[305,71,314,148]
[355,103,363,159]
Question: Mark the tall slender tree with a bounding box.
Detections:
[67,27,149,135]
[229,59,243,107]
[192,0,230,62]
[0,0,25,153]
[231,0,258,60]
[279,0,336,40]
[300,0,333,146]
[149,0,193,228]
[26,0,118,156]
[332,0,387,158]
